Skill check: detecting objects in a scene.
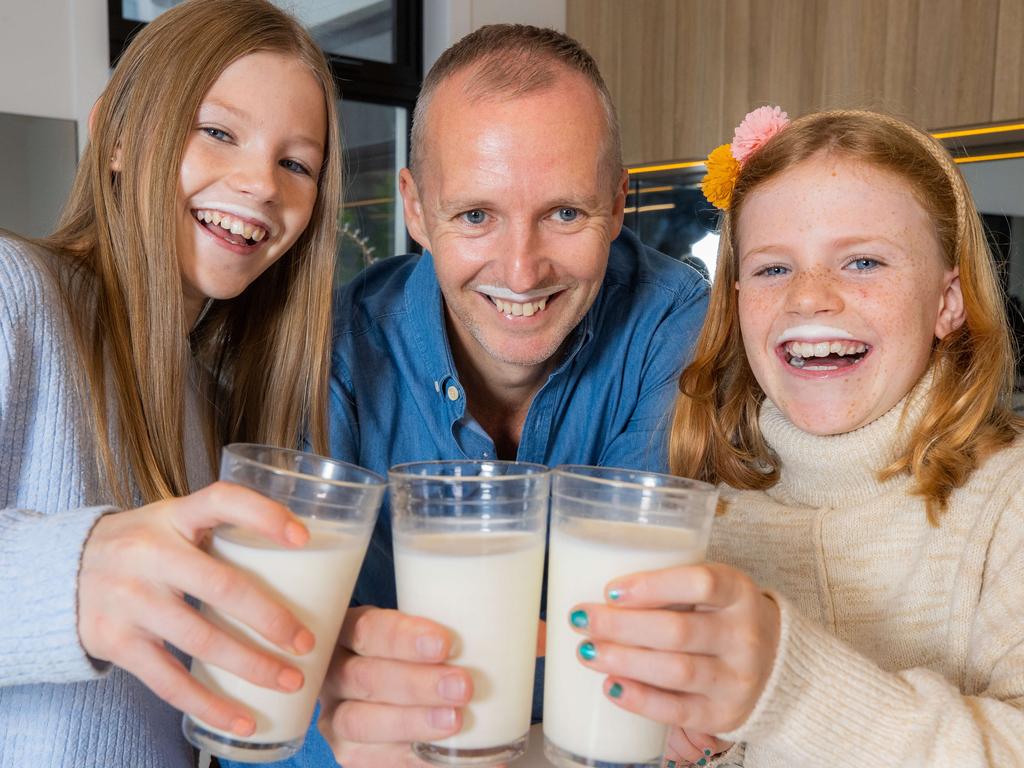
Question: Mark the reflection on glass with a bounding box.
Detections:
[625,172,718,282]
[303,0,393,63]
[337,100,407,286]
[121,0,395,63]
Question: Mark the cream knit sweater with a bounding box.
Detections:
[709,381,1024,767]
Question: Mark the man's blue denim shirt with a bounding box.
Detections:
[234,227,708,768]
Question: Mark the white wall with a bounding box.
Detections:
[0,0,109,154]
[423,0,566,74]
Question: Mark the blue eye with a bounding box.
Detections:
[202,127,231,141]
[756,265,789,277]
[555,207,579,223]
[848,257,880,271]
[462,209,487,225]
[281,158,311,176]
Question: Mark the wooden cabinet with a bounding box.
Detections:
[568,0,1024,164]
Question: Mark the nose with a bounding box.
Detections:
[227,150,279,203]
[785,268,844,316]
[498,221,549,293]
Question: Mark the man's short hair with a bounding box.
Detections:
[409,24,623,188]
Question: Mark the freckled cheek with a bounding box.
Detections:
[737,289,781,343]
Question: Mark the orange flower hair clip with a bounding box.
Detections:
[700,105,789,211]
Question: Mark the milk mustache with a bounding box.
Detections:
[544,516,706,763]
[190,520,368,744]
[395,530,545,750]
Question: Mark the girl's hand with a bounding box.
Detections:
[570,562,780,736]
[664,727,732,765]
[78,481,314,738]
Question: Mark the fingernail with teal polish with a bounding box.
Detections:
[697,759,707,766]
[666,761,677,768]
[578,641,597,661]
[704,749,712,756]
[608,588,623,601]
[570,609,589,629]
[608,682,623,698]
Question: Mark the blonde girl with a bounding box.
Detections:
[0,0,342,765]
[564,108,1024,767]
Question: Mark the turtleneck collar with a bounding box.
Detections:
[759,372,933,508]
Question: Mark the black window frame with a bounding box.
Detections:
[108,0,422,105]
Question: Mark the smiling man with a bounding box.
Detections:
[310,25,708,768]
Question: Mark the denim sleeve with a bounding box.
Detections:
[598,282,709,474]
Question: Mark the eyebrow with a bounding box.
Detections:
[437,194,606,214]
[199,99,325,155]
[829,234,905,251]
[740,234,906,263]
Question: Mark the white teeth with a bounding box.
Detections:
[490,295,550,317]
[784,340,867,359]
[193,209,269,242]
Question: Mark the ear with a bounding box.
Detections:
[609,167,628,240]
[399,168,431,252]
[89,98,123,172]
[934,268,965,340]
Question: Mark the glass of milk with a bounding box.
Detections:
[390,460,550,767]
[182,444,386,763]
[543,465,718,768]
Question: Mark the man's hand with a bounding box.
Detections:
[318,606,474,767]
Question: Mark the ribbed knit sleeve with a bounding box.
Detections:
[0,238,116,684]
[720,481,1024,767]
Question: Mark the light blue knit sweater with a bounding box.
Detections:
[0,235,211,767]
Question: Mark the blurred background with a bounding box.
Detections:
[2,0,1022,386]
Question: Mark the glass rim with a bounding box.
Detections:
[552,464,717,495]
[388,459,549,482]
[224,443,386,489]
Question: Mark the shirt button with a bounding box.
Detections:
[447,385,460,401]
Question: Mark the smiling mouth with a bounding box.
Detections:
[192,209,268,248]
[482,291,562,318]
[781,339,871,371]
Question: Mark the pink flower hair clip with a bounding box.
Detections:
[701,105,790,210]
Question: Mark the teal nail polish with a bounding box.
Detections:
[704,749,712,756]
[608,682,623,698]
[697,759,707,766]
[570,609,589,629]
[578,641,597,661]
[608,588,622,601]
[666,762,677,768]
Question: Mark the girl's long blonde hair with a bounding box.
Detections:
[670,110,1021,523]
[33,0,341,506]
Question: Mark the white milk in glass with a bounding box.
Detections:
[191,520,367,744]
[395,530,545,750]
[544,516,705,764]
